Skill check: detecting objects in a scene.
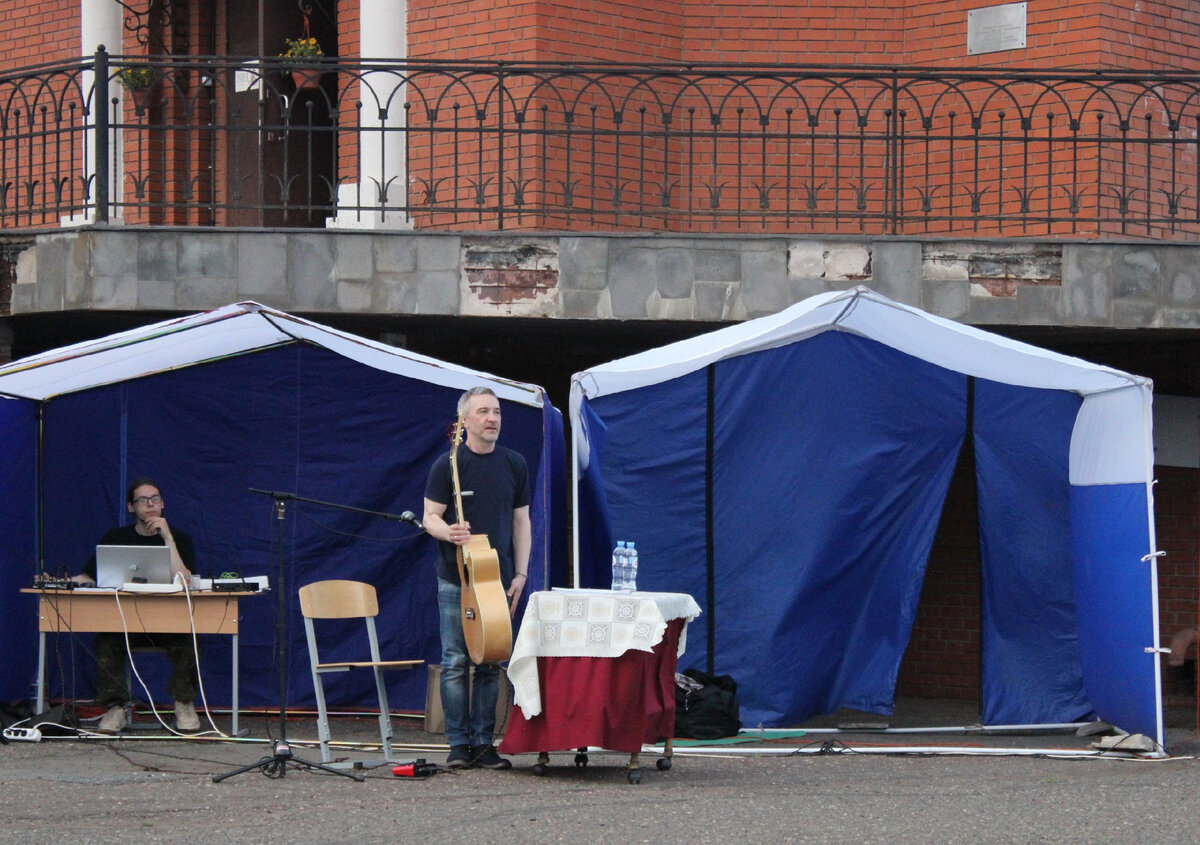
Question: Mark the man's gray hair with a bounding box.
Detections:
[457,386,498,416]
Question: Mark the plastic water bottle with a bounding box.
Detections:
[611,541,626,591]
[625,541,638,592]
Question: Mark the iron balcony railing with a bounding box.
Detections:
[5,50,1200,236]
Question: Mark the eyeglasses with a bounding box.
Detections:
[132,495,163,506]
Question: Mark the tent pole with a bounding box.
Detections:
[571,403,580,587]
[35,403,44,575]
[1139,384,1166,750]
[705,364,716,673]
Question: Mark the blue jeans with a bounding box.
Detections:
[437,578,500,748]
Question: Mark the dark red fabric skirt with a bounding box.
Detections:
[500,619,683,754]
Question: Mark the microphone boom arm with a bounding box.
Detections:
[248,489,423,530]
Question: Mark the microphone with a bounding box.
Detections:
[399,511,424,530]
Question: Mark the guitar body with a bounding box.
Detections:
[457,534,513,664]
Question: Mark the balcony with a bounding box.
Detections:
[4,51,1200,237]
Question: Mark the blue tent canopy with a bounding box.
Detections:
[570,287,1162,746]
[0,302,566,714]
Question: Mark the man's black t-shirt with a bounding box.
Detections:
[83,523,198,580]
[424,445,530,585]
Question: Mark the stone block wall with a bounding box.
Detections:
[12,229,1200,333]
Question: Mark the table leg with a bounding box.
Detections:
[231,632,241,736]
[35,630,47,715]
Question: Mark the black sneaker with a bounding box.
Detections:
[470,744,512,770]
[446,744,472,769]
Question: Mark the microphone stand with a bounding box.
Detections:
[214,489,388,783]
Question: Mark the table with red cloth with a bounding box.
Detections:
[499,589,701,759]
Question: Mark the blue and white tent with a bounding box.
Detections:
[0,302,566,713]
[570,287,1162,745]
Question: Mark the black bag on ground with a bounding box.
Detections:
[674,668,741,739]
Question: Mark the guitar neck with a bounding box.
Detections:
[450,413,466,523]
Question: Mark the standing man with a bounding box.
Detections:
[72,478,202,734]
[424,387,531,770]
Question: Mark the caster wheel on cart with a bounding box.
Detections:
[627,769,642,784]
[574,752,589,767]
[531,763,549,777]
[656,757,672,771]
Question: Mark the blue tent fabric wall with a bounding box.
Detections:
[579,368,710,606]
[721,336,965,723]
[1,311,564,715]
[0,398,38,703]
[1071,482,1159,739]
[974,380,1095,727]
[580,333,971,726]
[571,287,1162,743]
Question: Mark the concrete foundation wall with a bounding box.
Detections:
[9,229,1200,330]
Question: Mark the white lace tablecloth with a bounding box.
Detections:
[509,589,702,717]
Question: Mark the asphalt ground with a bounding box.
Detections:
[2,700,1198,844]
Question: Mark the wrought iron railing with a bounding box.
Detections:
[4,49,1200,237]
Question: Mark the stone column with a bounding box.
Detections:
[329,0,412,229]
[68,0,125,225]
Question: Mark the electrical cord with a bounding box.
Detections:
[113,578,228,739]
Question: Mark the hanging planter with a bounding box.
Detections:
[289,68,324,93]
[130,81,163,114]
[280,35,325,94]
[117,63,162,115]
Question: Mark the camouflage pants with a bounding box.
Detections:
[94,632,198,708]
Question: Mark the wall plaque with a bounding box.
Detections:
[967,2,1027,56]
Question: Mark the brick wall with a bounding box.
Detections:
[681,0,904,64]
[0,0,76,70]
[397,0,1200,235]
[896,446,981,702]
[1156,465,1199,703]
[408,0,682,62]
[401,0,1200,69]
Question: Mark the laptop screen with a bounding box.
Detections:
[95,545,173,588]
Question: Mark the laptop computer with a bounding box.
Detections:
[95,545,173,589]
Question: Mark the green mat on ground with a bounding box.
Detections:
[662,730,808,747]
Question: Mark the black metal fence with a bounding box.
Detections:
[5,50,1200,236]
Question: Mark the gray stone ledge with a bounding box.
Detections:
[4,229,1200,335]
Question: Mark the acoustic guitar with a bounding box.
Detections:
[449,413,514,664]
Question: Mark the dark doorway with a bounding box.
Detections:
[224,0,338,227]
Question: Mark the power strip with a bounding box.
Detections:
[3,727,42,742]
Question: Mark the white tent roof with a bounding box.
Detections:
[572,286,1148,403]
[0,302,546,407]
[570,286,1153,486]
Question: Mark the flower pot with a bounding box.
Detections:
[290,68,323,93]
[128,82,162,115]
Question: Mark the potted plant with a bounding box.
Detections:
[116,63,161,114]
[280,36,325,92]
